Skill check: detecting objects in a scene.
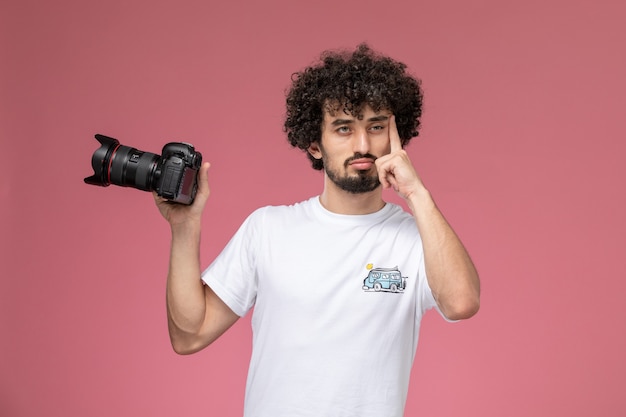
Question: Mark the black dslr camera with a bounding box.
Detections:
[84,134,202,205]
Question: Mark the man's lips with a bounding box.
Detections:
[349,158,375,170]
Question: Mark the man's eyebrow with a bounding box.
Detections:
[330,118,355,126]
[367,115,390,123]
[329,115,390,125]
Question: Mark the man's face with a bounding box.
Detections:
[310,105,393,194]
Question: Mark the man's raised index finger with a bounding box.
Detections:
[389,115,402,152]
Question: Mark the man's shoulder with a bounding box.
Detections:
[248,196,318,222]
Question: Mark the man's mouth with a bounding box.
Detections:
[345,153,377,170]
[349,158,375,170]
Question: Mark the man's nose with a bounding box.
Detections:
[353,129,370,154]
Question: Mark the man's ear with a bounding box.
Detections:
[307,142,322,160]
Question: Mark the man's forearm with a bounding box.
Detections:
[166,221,207,338]
[407,189,480,320]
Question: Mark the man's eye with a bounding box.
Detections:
[370,125,385,131]
[336,126,351,133]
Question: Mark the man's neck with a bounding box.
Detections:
[318,176,386,215]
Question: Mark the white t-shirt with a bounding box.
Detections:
[202,196,443,417]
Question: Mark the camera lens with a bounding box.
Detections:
[107,145,159,191]
[84,134,160,191]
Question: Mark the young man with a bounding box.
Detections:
[154,44,480,417]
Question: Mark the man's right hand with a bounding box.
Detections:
[153,161,211,227]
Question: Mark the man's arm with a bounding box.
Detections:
[155,162,239,354]
[405,189,480,320]
[376,116,480,320]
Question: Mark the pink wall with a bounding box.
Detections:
[2,0,625,416]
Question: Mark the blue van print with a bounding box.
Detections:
[362,266,407,293]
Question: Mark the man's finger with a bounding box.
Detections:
[389,115,402,152]
[196,162,211,196]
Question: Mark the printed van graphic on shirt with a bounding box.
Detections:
[362,263,407,293]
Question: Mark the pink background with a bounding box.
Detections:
[2,0,625,416]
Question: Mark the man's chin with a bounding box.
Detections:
[345,183,381,194]
[333,176,381,194]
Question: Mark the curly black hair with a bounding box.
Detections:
[284,43,424,170]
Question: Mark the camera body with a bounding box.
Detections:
[84,134,202,205]
[155,142,202,204]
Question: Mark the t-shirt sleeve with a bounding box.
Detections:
[201,210,262,317]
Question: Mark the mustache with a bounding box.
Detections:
[344,153,378,168]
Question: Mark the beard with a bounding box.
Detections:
[323,152,381,194]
